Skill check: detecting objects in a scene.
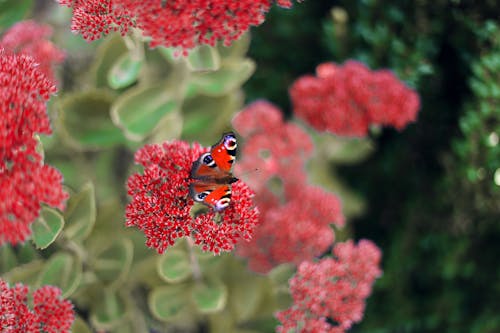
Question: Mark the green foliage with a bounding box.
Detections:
[37,252,82,297]
[32,207,65,249]
[443,21,500,228]
[110,81,181,141]
[324,1,438,88]
[0,0,33,29]
[157,249,192,283]
[107,52,144,89]
[58,90,127,150]
[63,182,96,242]
[191,278,227,314]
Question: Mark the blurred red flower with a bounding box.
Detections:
[0,51,67,246]
[238,184,345,273]
[276,240,383,333]
[58,0,295,53]
[0,20,65,82]
[233,101,345,273]
[0,279,74,333]
[125,140,259,254]
[232,100,313,191]
[290,61,420,137]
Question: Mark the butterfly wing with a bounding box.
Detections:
[190,132,237,180]
[210,132,237,173]
[190,132,238,211]
[189,182,232,211]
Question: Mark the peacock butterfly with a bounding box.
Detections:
[189,132,238,211]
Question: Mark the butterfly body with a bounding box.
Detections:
[190,132,238,211]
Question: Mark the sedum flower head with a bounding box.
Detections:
[0,51,67,246]
[58,0,297,53]
[0,278,74,333]
[276,240,383,333]
[0,20,65,82]
[125,140,259,255]
[232,100,314,192]
[233,101,345,273]
[290,60,420,137]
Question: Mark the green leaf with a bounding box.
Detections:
[223,257,265,321]
[186,45,221,72]
[157,249,192,283]
[49,159,85,191]
[182,93,243,142]
[31,207,65,249]
[64,182,96,242]
[149,110,183,143]
[92,238,134,288]
[191,279,227,314]
[58,91,127,150]
[188,59,255,96]
[90,35,128,88]
[217,32,250,59]
[0,0,33,28]
[229,275,263,321]
[156,46,180,64]
[71,316,93,333]
[111,82,181,141]
[2,260,44,285]
[0,245,17,273]
[108,53,143,89]
[268,263,295,286]
[37,252,82,297]
[149,285,191,322]
[17,242,39,264]
[90,291,127,330]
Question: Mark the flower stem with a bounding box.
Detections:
[186,237,202,282]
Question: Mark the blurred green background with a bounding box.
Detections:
[245,1,500,332]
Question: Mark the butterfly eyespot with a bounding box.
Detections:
[202,154,213,165]
[197,192,208,200]
[224,136,237,150]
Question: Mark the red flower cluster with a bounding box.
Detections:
[276,240,383,333]
[0,51,68,246]
[290,61,420,137]
[232,100,313,191]
[233,101,345,273]
[58,0,295,53]
[0,278,74,333]
[125,140,258,254]
[0,20,65,82]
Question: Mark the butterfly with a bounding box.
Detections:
[189,132,239,211]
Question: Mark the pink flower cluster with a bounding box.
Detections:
[276,240,383,333]
[0,278,74,333]
[0,20,65,82]
[233,101,345,273]
[0,51,68,246]
[290,61,420,137]
[58,0,295,53]
[125,140,258,254]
